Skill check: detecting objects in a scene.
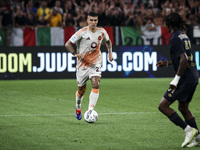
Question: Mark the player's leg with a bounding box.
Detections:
[178,102,200,147]
[158,97,188,129]
[178,83,200,147]
[76,84,87,109]
[178,82,199,134]
[88,76,100,110]
[75,67,89,120]
[178,102,199,132]
[176,102,198,147]
[158,97,198,147]
[181,103,200,147]
[75,84,87,120]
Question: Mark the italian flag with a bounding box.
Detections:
[10,27,75,46]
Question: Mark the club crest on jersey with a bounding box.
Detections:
[98,36,101,40]
[168,93,172,97]
[91,42,97,48]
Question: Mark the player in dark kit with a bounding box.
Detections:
[156,12,200,148]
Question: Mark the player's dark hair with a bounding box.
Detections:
[88,11,98,17]
[164,12,187,31]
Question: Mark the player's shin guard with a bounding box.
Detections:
[76,91,83,109]
[88,88,99,110]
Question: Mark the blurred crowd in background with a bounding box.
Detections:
[0,0,200,46]
[0,0,200,28]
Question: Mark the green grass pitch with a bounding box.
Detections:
[0,78,200,150]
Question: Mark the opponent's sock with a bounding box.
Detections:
[168,112,188,130]
[186,117,199,134]
[88,88,99,110]
[76,91,83,109]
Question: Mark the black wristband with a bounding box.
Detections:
[72,52,76,55]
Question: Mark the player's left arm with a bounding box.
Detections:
[105,39,113,62]
[170,53,188,89]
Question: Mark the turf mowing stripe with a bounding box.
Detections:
[0,111,200,117]
[0,112,158,117]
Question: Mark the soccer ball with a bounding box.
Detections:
[84,110,98,123]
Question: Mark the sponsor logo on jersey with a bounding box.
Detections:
[71,36,77,42]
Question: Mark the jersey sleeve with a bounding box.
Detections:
[103,29,110,41]
[171,37,185,57]
[69,30,82,44]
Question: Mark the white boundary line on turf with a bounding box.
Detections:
[0,114,74,117]
[0,111,200,117]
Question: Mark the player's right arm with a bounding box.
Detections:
[156,60,173,67]
[65,28,87,59]
[65,39,83,59]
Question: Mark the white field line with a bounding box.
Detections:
[0,111,200,117]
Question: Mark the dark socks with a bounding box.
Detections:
[168,112,187,130]
[186,117,199,134]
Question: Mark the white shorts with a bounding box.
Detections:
[76,64,101,87]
